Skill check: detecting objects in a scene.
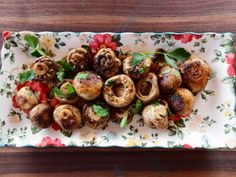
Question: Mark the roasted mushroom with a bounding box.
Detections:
[136,73,160,103]
[111,106,134,124]
[151,48,167,73]
[54,79,79,104]
[142,100,169,129]
[158,66,182,93]
[180,56,211,94]
[73,71,103,100]
[103,74,136,108]
[66,47,92,72]
[29,103,52,128]
[16,87,38,109]
[30,56,58,81]
[83,101,110,129]
[93,48,121,78]
[53,104,83,131]
[167,88,195,116]
[123,55,153,79]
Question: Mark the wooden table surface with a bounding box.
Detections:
[0,0,236,176]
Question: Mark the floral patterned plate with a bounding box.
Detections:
[0,31,235,148]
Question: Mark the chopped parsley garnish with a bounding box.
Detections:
[19,70,35,84]
[76,72,89,79]
[120,114,128,128]
[92,104,109,117]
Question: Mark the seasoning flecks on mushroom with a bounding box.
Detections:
[93,48,121,78]
[16,86,38,110]
[180,56,211,94]
[53,104,83,131]
[167,88,195,116]
[123,55,153,79]
[73,71,103,100]
[136,73,160,104]
[66,47,92,72]
[158,66,182,93]
[83,101,110,129]
[142,100,169,129]
[111,106,134,124]
[30,56,58,81]
[103,74,136,108]
[29,103,52,128]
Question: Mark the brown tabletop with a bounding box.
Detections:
[0,0,236,176]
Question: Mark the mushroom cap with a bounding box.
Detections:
[123,56,153,79]
[66,47,92,72]
[136,73,160,103]
[180,56,211,93]
[111,106,134,124]
[158,66,182,93]
[83,101,110,129]
[29,103,52,128]
[31,56,58,81]
[16,86,38,110]
[73,71,103,100]
[93,48,121,78]
[103,74,136,107]
[167,88,195,116]
[142,101,168,129]
[53,104,83,131]
[54,80,79,104]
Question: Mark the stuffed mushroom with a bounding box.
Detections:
[142,100,169,129]
[30,56,58,81]
[83,101,110,129]
[53,104,83,131]
[123,55,152,79]
[111,106,134,124]
[93,48,121,78]
[158,66,182,93]
[136,73,160,103]
[103,74,136,107]
[167,88,195,116]
[66,47,92,72]
[180,56,211,94]
[54,79,79,104]
[73,71,103,100]
[15,86,38,110]
[29,103,52,128]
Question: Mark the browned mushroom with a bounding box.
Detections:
[53,104,83,131]
[158,66,182,93]
[111,106,134,124]
[180,56,211,94]
[73,71,103,100]
[136,73,160,103]
[30,56,58,81]
[151,48,167,73]
[142,100,169,129]
[54,79,79,104]
[29,103,52,128]
[93,48,121,78]
[83,101,110,129]
[167,88,195,116]
[66,47,92,72]
[123,55,153,79]
[16,86,38,110]
[103,74,136,107]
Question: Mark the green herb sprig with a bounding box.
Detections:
[56,60,74,81]
[132,48,190,69]
[19,70,35,84]
[24,34,46,57]
[92,104,109,117]
[120,114,128,128]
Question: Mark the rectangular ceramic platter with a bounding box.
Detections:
[0,32,235,148]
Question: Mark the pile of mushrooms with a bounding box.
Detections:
[14,46,211,131]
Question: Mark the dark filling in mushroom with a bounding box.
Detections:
[93,52,120,78]
[168,93,184,112]
[61,114,76,130]
[139,81,152,96]
[113,83,125,97]
[34,112,51,128]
